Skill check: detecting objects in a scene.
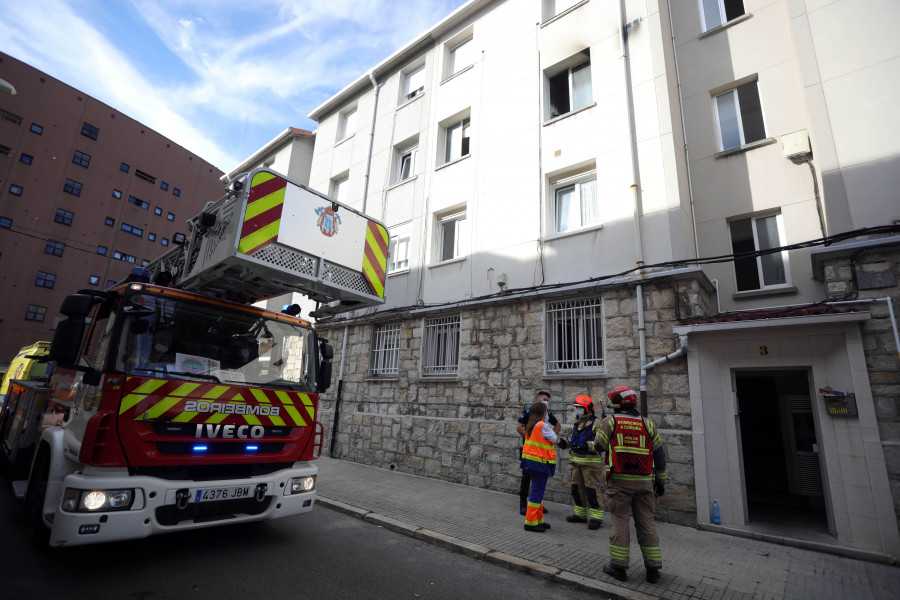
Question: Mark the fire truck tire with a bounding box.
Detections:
[26,446,51,550]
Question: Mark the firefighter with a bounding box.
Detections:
[565,395,606,530]
[588,384,667,584]
[520,401,558,532]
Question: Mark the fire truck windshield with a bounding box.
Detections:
[113,291,316,392]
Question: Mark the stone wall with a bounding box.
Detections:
[316,272,712,527]
[821,242,900,528]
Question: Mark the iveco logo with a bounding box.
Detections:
[195,424,265,439]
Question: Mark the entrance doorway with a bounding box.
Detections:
[735,369,830,536]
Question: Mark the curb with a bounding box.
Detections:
[316,496,653,600]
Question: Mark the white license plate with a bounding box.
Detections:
[191,485,252,503]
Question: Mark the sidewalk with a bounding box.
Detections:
[314,457,900,600]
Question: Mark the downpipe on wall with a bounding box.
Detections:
[329,325,350,458]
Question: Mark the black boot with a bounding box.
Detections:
[603,562,628,582]
[646,566,661,583]
[523,524,546,533]
[566,515,587,523]
[519,497,527,516]
[588,519,602,530]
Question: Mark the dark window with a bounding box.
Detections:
[19,153,33,165]
[113,250,137,263]
[97,245,107,255]
[120,162,130,173]
[35,271,56,289]
[0,217,11,228]
[25,304,47,322]
[135,169,156,184]
[173,188,181,197]
[81,122,99,140]
[161,237,169,246]
[30,123,43,135]
[154,207,162,216]
[44,240,64,257]
[0,144,10,156]
[9,184,23,196]
[72,150,91,168]
[127,195,149,210]
[0,109,23,125]
[89,275,100,286]
[54,209,74,226]
[104,217,115,227]
[148,232,156,241]
[167,212,175,221]
[112,189,122,199]
[160,181,169,191]
[106,279,116,288]
[63,179,83,196]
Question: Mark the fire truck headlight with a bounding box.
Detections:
[62,488,135,512]
[83,491,107,510]
[289,475,315,494]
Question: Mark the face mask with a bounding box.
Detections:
[577,408,587,418]
[540,399,549,406]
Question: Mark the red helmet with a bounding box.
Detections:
[607,384,637,409]
[572,395,593,413]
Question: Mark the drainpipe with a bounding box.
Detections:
[361,72,381,214]
[329,325,350,458]
[617,0,649,417]
[645,335,688,371]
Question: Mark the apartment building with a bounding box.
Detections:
[303,0,899,558]
[0,53,224,361]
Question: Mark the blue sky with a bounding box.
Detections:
[1,0,470,172]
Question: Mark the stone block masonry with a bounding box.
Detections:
[316,272,713,527]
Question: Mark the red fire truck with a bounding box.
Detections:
[3,168,388,547]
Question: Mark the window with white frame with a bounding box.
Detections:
[442,116,470,164]
[395,142,418,183]
[331,175,348,203]
[446,35,475,79]
[369,323,401,376]
[422,315,460,376]
[388,228,410,273]
[546,53,592,119]
[401,63,425,103]
[436,210,468,262]
[545,297,604,373]
[729,213,790,292]
[543,0,582,21]
[699,0,745,31]
[337,106,357,142]
[552,172,599,234]
[714,80,765,151]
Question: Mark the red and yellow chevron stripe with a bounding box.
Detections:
[118,377,315,428]
[239,172,287,255]
[363,220,388,299]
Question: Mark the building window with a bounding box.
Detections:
[167,212,175,221]
[106,279,116,288]
[542,0,582,21]
[699,0,745,31]
[72,150,91,168]
[445,34,475,79]
[148,232,156,241]
[9,184,23,196]
[400,63,425,103]
[120,162,130,173]
[173,187,181,197]
[0,217,11,229]
[19,153,33,165]
[442,116,470,164]
[422,315,460,377]
[97,245,107,255]
[0,144,10,156]
[121,222,143,237]
[89,275,100,286]
[35,271,56,289]
[337,106,357,142]
[113,250,137,263]
[547,54,592,119]
[330,176,348,203]
[44,240,64,257]
[81,122,99,140]
[63,179,83,196]
[553,173,598,234]
[369,323,401,376]
[160,181,169,191]
[388,229,410,273]
[25,304,47,322]
[128,195,149,210]
[545,296,604,373]
[394,142,418,183]
[436,210,468,262]
[729,213,790,291]
[113,189,122,199]
[714,80,765,151]
[142,259,150,267]
[154,207,162,216]
[161,237,169,246]
[30,123,43,135]
[0,109,23,125]
[135,169,156,184]
[54,209,74,226]
[105,217,115,227]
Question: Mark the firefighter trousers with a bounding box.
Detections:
[570,460,605,522]
[605,478,661,569]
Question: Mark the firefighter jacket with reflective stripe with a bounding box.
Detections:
[569,415,602,465]
[521,420,557,476]
[593,414,664,483]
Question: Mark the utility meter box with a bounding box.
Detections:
[782,130,811,158]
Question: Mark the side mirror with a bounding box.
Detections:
[317,341,334,392]
[49,318,87,366]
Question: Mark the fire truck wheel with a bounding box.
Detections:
[26,446,51,550]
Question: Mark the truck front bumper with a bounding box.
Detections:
[48,463,317,547]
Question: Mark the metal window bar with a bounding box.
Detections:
[422,316,460,376]
[545,297,603,372]
[370,323,401,376]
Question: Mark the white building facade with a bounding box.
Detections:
[303,0,900,559]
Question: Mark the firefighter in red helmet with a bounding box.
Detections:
[565,395,606,530]
[588,384,667,584]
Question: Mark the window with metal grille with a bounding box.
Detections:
[44,240,64,257]
[0,144,10,156]
[135,169,156,184]
[25,304,47,322]
[63,179,82,196]
[73,150,91,168]
[422,315,460,377]
[81,122,99,140]
[54,209,74,226]
[0,109,23,125]
[369,323,401,376]
[35,271,56,289]
[545,296,604,373]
